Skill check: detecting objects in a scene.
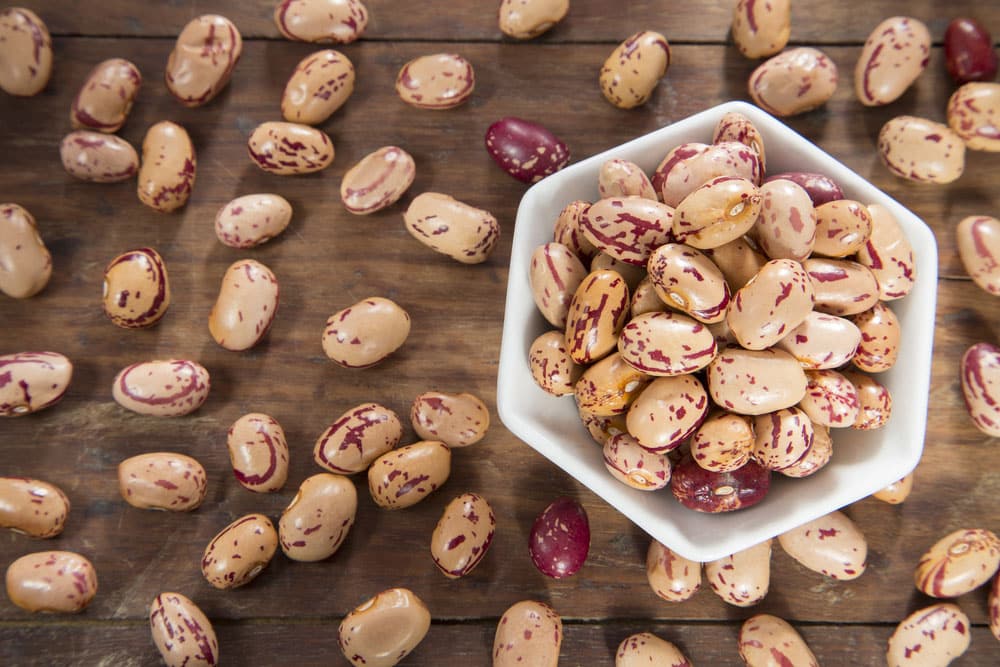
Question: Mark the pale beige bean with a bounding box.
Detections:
[403,192,499,263]
[0,352,72,417]
[279,473,357,561]
[600,31,670,109]
[618,310,717,376]
[581,197,674,265]
[201,513,278,589]
[247,121,334,175]
[627,375,709,453]
[778,510,867,580]
[529,242,587,328]
[739,614,819,666]
[565,269,630,364]
[431,493,495,578]
[275,0,369,44]
[956,215,1000,295]
[878,115,965,184]
[673,176,761,249]
[553,200,598,261]
[208,259,279,351]
[707,348,807,416]
[702,236,768,290]
[812,199,872,258]
[368,441,451,509]
[776,311,861,370]
[227,413,288,493]
[754,178,816,261]
[149,592,219,667]
[727,258,813,350]
[691,411,754,472]
[283,49,355,124]
[215,194,292,248]
[647,243,730,324]
[60,131,139,183]
[851,302,900,373]
[630,275,668,317]
[70,58,141,132]
[579,408,628,445]
[396,53,475,109]
[314,402,403,474]
[411,391,489,448]
[779,422,833,478]
[705,539,771,607]
[872,473,912,504]
[803,257,880,316]
[0,8,52,96]
[5,551,97,613]
[341,146,415,215]
[799,369,860,428]
[339,588,430,667]
[753,407,814,470]
[947,82,1000,152]
[653,141,762,207]
[731,0,790,59]
[598,159,658,200]
[915,528,1000,598]
[616,632,691,666]
[111,359,210,417]
[102,247,170,329]
[498,0,569,40]
[749,47,838,117]
[855,16,931,106]
[713,111,767,172]
[0,203,51,299]
[322,297,410,368]
[493,600,562,667]
[137,121,196,212]
[887,603,970,667]
[0,478,69,538]
[166,15,242,107]
[603,432,672,491]
[646,539,701,602]
[117,452,207,511]
[857,203,916,300]
[573,351,651,416]
[528,330,583,396]
[961,343,1000,437]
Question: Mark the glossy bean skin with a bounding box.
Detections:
[956,215,1000,294]
[529,497,590,579]
[962,342,1000,437]
[282,49,355,125]
[851,302,900,373]
[0,8,52,96]
[593,252,645,290]
[5,551,97,613]
[705,539,772,607]
[0,351,72,417]
[691,411,754,472]
[215,194,292,248]
[367,441,451,510]
[776,311,861,370]
[528,330,582,396]
[857,203,916,300]
[803,257,879,316]
[600,31,670,109]
[102,247,170,328]
[878,116,965,184]
[731,0,790,59]
[485,117,570,183]
[553,200,598,261]
[565,269,630,364]
[753,407,814,471]
[0,203,51,299]
[411,391,489,448]
[247,121,334,175]
[763,171,844,207]
[0,477,70,538]
[886,604,970,667]
[603,432,671,491]
[713,111,766,171]
[727,259,814,350]
[581,197,674,265]
[396,53,475,110]
[990,572,1000,642]
[778,510,867,580]
[618,311,716,376]
[314,402,403,474]
[739,614,819,667]
[208,259,279,351]
[137,121,196,212]
[201,513,278,589]
[617,634,691,667]
[945,18,998,84]
[573,352,651,416]
[653,141,762,207]
[702,236,767,290]
[339,588,430,667]
[673,176,761,249]
[340,146,415,215]
[947,82,1000,152]
[754,179,816,261]
[813,200,872,258]
[111,359,210,417]
[671,454,771,513]
[799,369,860,428]
[498,0,569,40]
[70,58,141,132]
[645,539,701,602]
[872,473,913,504]
[599,159,657,200]
[117,452,207,511]
[914,528,1000,598]
[630,275,668,316]
[707,348,807,416]
[431,493,495,578]
[627,375,709,453]
[227,413,289,493]
[274,0,369,44]
[647,243,730,324]
[493,600,562,667]
[322,297,410,368]
[403,192,499,263]
[165,15,242,107]
[60,131,139,183]
[530,242,587,328]
[149,592,219,667]
[848,371,893,430]
[779,422,833,478]
[749,47,838,117]
[279,473,357,561]
[855,16,930,106]
[579,409,628,446]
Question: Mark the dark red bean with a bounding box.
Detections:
[528,497,590,578]
[764,171,844,206]
[944,18,998,84]
[485,117,570,184]
[670,455,771,513]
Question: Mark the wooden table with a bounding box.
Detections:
[2,1,999,664]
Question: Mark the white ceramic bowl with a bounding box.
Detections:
[496,101,938,562]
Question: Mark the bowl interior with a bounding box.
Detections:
[496,100,938,562]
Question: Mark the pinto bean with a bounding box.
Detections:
[0,203,51,299]
[673,176,761,250]
[731,0,790,59]
[165,15,242,107]
[887,604,970,667]
[102,247,170,329]
[706,348,807,416]
[493,600,562,667]
[646,243,730,324]
[914,528,1000,598]
[60,131,139,183]
[279,473,357,561]
[598,159,658,200]
[574,352,651,416]
[600,31,671,109]
[878,115,965,184]
[872,473,913,504]
[117,452,207,511]
[754,178,816,261]
[603,432,672,491]
[842,370,892,430]
[0,8,52,96]
[201,513,278,589]
[739,614,819,666]
[727,258,814,350]
[149,592,219,667]
[227,413,289,493]
[530,242,587,328]
[856,203,916,300]
[617,311,717,376]
[339,588,430,667]
[485,116,570,183]
[626,375,709,453]
[646,539,701,602]
[705,539,772,607]
[247,121,334,175]
[748,47,838,117]
[961,342,1000,437]
[752,407,814,471]
[396,53,475,110]
[564,269,630,364]
[956,215,1000,295]
[214,194,292,248]
[340,146,415,215]
[945,18,998,84]
[616,632,692,666]
[799,369,860,428]
[803,257,879,316]
[581,197,674,265]
[855,16,931,106]
[282,49,355,125]
[851,301,901,373]
[702,236,767,290]
[779,422,833,478]
[553,199,598,261]
[313,402,403,474]
[653,141,762,207]
[529,330,583,396]
[0,477,70,538]
[813,200,872,258]
[321,297,410,368]
[431,493,495,578]
[498,0,569,40]
[137,121,196,212]
[947,82,1000,152]
[70,58,141,132]
[208,259,279,351]
[778,510,867,580]
[691,411,754,473]
[0,351,72,416]
[776,311,861,370]
[764,171,844,206]
[274,0,369,44]
[5,551,97,613]
[411,391,489,448]
[111,359,210,417]
[367,440,451,509]
[403,192,499,263]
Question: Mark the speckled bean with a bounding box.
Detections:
[117,452,207,511]
[201,513,277,589]
[778,510,867,580]
[799,369,860,428]
[0,351,72,417]
[714,111,766,171]
[752,407,814,470]
[564,269,630,364]
[728,258,814,350]
[705,539,772,607]
[749,47,838,117]
[430,492,495,578]
[339,588,430,667]
[70,58,141,132]
[493,600,562,667]
[803,257,879,316]
[529,242,587,327]
[673,176,761,249]
[731,0,790,59]
[581,197,674,265]
[646,539,701,602]
[878,115,965,184]
[616,633,691,666]
[647,243,730,324]
[368,440,451,509]
[754,179,816,261]
[247,121,334,175]
[166,15,241,107]
[215,194,292,248]
[313,402,403,474]
[0,203,51,299]
[102,247,170,328]
[851,302,900,374]
[498,0,569,40]
[872,473,912,504]
[137,121,195,212]
[947,83,1000,152]
[5,551,96,613]
[149,592,219,667]
[618,311,717,376]
[600,31,670,109]
[396,53,474,110]
[0,477,69,538]
[553,200,598,261]
[0,8,52,96]
[957,215,1000,295]
[855,16,930,106]
[779,422,833,478]
[227,413,289,493]
[653,141,762,207]
[962,342,1000,437]
[598,159,657,200]
[275,0,369,44]
[579,408,628,445]
[887,604,970,667]
[603,432,672,491]
[627,375,709,453]
[691,411,754,472]
[739,614,819,667]
[112,359,210,417]
[529,330,583,396]
[411,391,489,448]
[914,528,1000,598]
[60,131,139,183]
[282,49,355,124]
[573,352,651,416]
[776,311,861,370]
[812,199,872,258]
[208,259,279,351]
[322,297,410,368]
[403,192,500,263]
[279,473,357,561]
[764,171,844,207]
[856,203,916,300]
[707,348,807,415]
[340,146,415,214]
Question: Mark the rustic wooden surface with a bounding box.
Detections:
[1,1,999,665]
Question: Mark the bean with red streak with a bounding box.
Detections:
[804,257,879,316]
[201,513,277,589]
[282,49,355,125]
[957,215,1000,295]
[627,375,708,453]
[730,0,790,59]
[0,351,72,416]
[776,311,861,370]
[274,0,369,44]
[60,131,139,183]
[851,302,900,373]
[573,352,651,416]
[279,473,357,562]
[763,171,844,206]
[754,178,816,261]
[396,53,475,110]
[410,391,489,448]
[749,47,838,117]
[102,248,170,329]
[857,203,916,300]
[340,146,415,215]
[878,115,965,184]
[564,269,630,364]
[887,604,970,667]
[321,297,411,368]
[779,422,832,478]
[813,199,872,258]
[705,539,772,607]
[713,111,766,172]
[0,8,52,96]
[247,121,334,175]
[598,159,657,200]
[0,477,70,538]
[208,259,279,351]
[653,141,762,207]
[431,493,495,578]
[914,528,1000,599]
[149,592,219,667]
[739,614,819,666]
[727,258,814,350]
[117,452,207,511]
[752,407,814,471]
[529,242,587,328]
[403,192,499,264]
[5,551,97,613]
[855,16,930,107]
[646,539,702,602]
[961,342,1000,437]
[947,82,1000,152]
[70,58,141,132]
[581,197,675,265]
[672,176,761,250]
[165,15,242,107]
[528,330,582,396]
[214,194,292,248]
[843,370,892,430]
[367,440,451,510]
[313,402,403,474]
[778,510,867,580]
[616,632,692,666]
[646,243,730,324]
[603,432,672,491]
[799,369,860,428]
[493,600,562,667]
[617,311,716,376]
[226,413,289,493]
[0,203,51,299]
[111,359,210,417]
[599,31,670,109]
[872,473,912,504]
[691,411,754,473]
[706,347,807,416]
[137,121,196,212]
[553,199,597,261]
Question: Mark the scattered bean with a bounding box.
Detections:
[486,117,570,183]
[957,215,1000,295]
[778,510,867,580]
[671,453,771,512]
[118,452,207,511]
[431,492,495,578]
[322,297,410,368]
[0,203,51,298]
[627,375,709,453]
[706,347,807,415]
[313,402,403,474]
[564,269,630,363]
[739,614,819,667]
[0,8,52,96]
[915,528,1000,598]
[102,247,170,329]
[0,351,72,416]
[653,141,762,207]
[403,192,500,263]
[215,194,292,248]
[851,302,900,373]
[705,539,772,607]
[0,477,69,538]
[340,146,415,214]
[227,413,289,493]
[673,176,761,249]
[498,0,569,40]
[5,551,97,613]
[149,592,219,667]
[600,31,670,109]
[749,47,838,117]
[282,49,355,124]
[70,58,141,132]
[731,0,790,59]
[137,121,196,212]
[962,342,1000,437]
[752,407,814,470]
[944,18,998,84]
[165,15,242,107]
[855,16,930,106]
[618,311,716,376]
[990,573,1000,642]
[616,632,691,666]
[208,259,279,351]
[529,496,590,578]
[411,391,489,448]
[843,370,892,430]
[646,539,701,602]
[713,111,766,172]
[112,359,210,417]
[947,82,1000,152]
[247,121,334,175]
[493,600,562,667]
[872,473,913,504]
[339,588,430,667]
[60,131,139,183]
[279,473,357,561]
[367,440,450,509]
[529,330,582,396]
[396,53,474,110]
[878,115,965,184]
[856,203,916,300]
[201,513,277,589]
[779,422,832,478]
[886,603,970,667]
[274,0,369,44]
